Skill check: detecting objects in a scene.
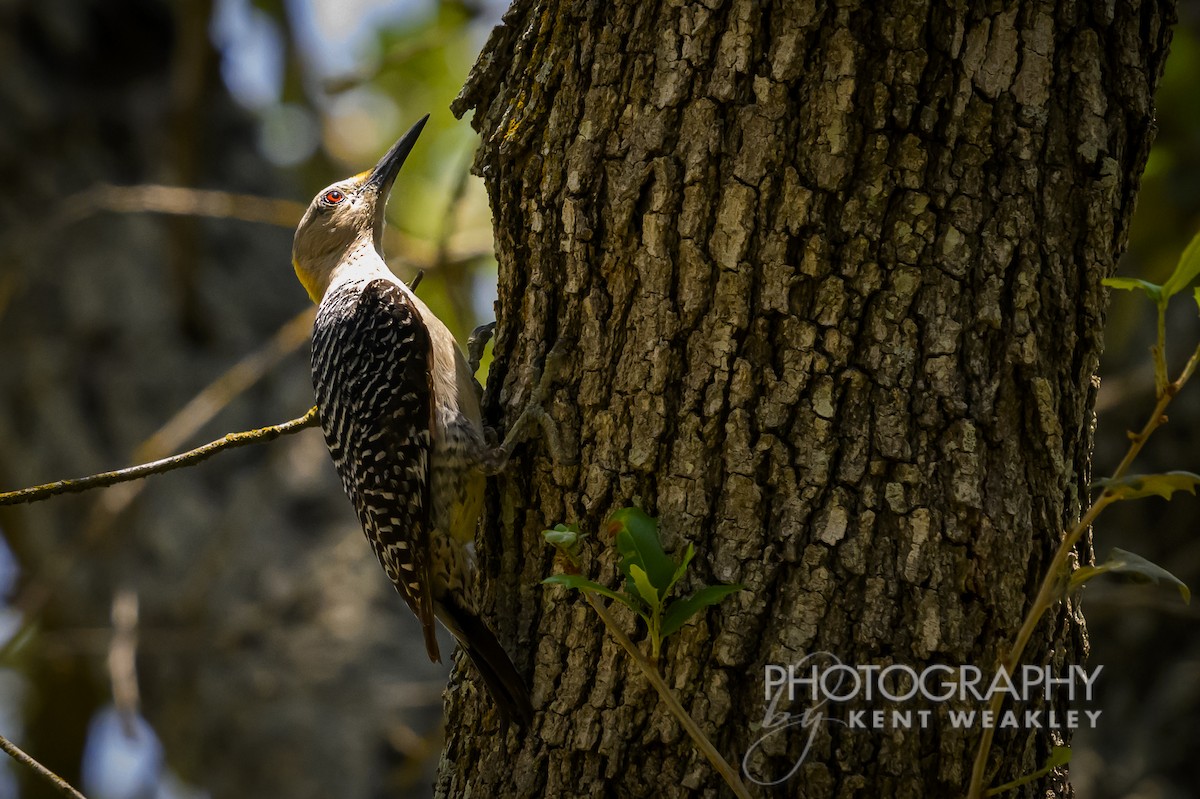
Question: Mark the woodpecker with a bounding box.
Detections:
[291,115,533,726]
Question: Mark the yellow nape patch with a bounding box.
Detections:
[293,258,322,304]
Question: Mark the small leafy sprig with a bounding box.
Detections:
[542,508,749,799]
[543,507,742,659]
[1105,229,1200,396]
[967,229,1200,798]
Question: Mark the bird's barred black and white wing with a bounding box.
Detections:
[311,278,442,661]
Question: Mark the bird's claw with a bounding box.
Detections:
[468,321,497,377]
[480,336,577,474]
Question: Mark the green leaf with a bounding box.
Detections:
[1162,228,1200,298]
[666,543,696,599]
[543,528,579,548]
[985,746,1071,796]
[1102,276,1164,303]
[542,574,638,610]
[1045,745,1072,768]
[628,564,661,613]
[1094,471,1200,501]
[607,508,677,591]
[660,583,744,638]
[1067,565,1105,590]
[542,523,586,564]
[1068,547,1190,604]
[1193,285,1200,316]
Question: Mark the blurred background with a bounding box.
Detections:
[0,1,504,797]
[0,1,1195,797]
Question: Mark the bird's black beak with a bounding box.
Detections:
[366,114,429,247]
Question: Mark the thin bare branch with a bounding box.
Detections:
[108,590,141,738]
[0,409,318,507]
[0,307,316,662]
[0,734,88,799]
[55,184,304,229]
[45,183,498,323]
[135,307,315,462]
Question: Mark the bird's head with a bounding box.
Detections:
[292,114,429,303]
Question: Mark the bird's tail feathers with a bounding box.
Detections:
[436,600,534,728]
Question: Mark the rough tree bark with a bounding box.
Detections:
[437,0,1174,796]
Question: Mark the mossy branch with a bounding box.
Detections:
[0,733,88,799]
[0,408,319,507]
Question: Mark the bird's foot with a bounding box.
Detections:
[481,337,576,474]
[467,321,497,377]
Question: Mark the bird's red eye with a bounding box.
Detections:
[324,189,345,204]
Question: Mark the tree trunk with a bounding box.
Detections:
[439,0,1174,796]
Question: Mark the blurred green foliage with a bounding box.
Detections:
[1107,22,1200,364]
[242,0,498,342]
